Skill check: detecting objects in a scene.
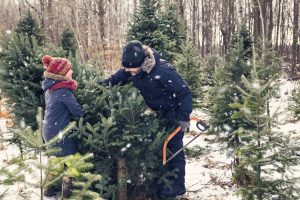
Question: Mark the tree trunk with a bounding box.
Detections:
[253,0,263,43]
[192,0,196,43]
[46,0,55,43]
[118,159,128,200]
[176,0,185,27]
[39,0,45,28]
[267,0,273,44]
[292,0,299,74]
[97,0,106,51]
[275,0,282,51]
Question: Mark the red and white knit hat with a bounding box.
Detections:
[42,55,72,76]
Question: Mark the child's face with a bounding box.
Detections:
[65,69,73,80]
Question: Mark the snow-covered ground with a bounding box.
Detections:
[0,78,300,200]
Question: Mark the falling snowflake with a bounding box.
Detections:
[154,75,161,79]
[58,131,63,140]
[20,120,25,128]
[223,124,232,131]
[121,147,127,152]
[252,82,260,89]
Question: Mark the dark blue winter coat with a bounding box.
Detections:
[42,78,84,157]
[103,49,192,122]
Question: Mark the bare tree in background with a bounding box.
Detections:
[0,0,298,73]
[292,0,299,75]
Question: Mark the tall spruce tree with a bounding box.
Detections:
[0,33,44,128]
[289,86,300,119]
[60,27,77,57]
[2,107,101,199]
[70,61,168,199]
[174,41,202,107]
[233,66,300,199]
[127,0,185,63]
[74,81,167,199]
[210,26,253,149]
[15,11,44,46]
[198,55,224,110]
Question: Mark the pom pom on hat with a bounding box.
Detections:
[42,55,53,69]
[42,55,72,76]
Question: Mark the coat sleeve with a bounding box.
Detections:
[158,67,192,121]
[98,68,131,86]
[60,90,84,119]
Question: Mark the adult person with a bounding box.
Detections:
[99,40,192,198]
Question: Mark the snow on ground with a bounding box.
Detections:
[0,78,299,200]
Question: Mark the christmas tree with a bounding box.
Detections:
[127,0,185,63]
[72,68,167,199]
[210,26,253,149]
[233,63,300,199]
[1,107,101,199]
[15,11,44,46]
[174,41,202,107]
[289,86,300,119]
[0,33,44,129]
[198,54,224,110]
[60,27,77,57]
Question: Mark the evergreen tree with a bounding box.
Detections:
[158,2,186,61]
[60,27,77,57]
[174,41,201,107]
[71,63,168,199]
[0,33,44,128]
[199,54,224,110]
[15,11,44,46]
[3,107,101,199]
[289,86,300,119]
[127,0,185,63]
[210,26,253,149]
[233,67,300,200]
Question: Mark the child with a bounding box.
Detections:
[41,55,84,198]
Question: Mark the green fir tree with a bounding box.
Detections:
[60,27,77,57]
[210,26,253,149]
[289,86,300,119]
[70,62,168,199]
[0,33,44,129]
[2,107,101,199]
[233,66,300,200]
[127,0,185,63]
[15,11,44,46]
[174,40,201,107]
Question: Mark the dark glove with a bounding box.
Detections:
[178,121,190,131]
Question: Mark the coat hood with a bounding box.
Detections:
[141,46,161,74]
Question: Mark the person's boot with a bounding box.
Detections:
[159,183,186,198]
[44,185,58,197]
[61,176,74,198]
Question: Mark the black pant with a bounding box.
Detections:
[161,110,186,189]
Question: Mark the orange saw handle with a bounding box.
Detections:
[162,117,209,165]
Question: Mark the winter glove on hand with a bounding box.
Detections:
[178,121,190,131]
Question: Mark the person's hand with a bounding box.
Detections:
[178,121,190,131]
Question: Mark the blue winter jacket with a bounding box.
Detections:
[103,49,192,122]
[42,78,84,157]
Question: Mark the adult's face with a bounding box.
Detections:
[124,67,142,76]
